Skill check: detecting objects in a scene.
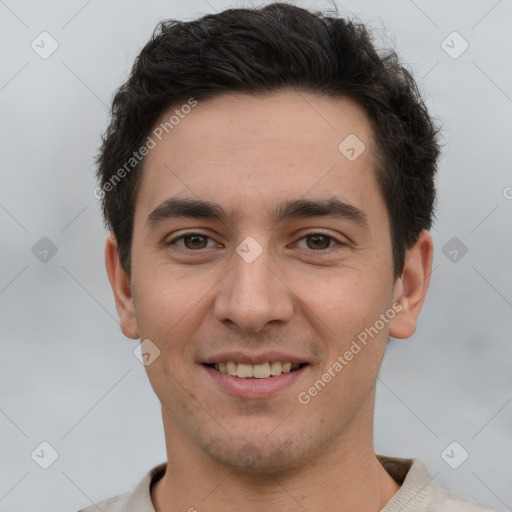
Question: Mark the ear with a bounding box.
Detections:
[388,230,433,339]
[105,233,139,339]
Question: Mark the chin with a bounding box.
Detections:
[199,432,311,475]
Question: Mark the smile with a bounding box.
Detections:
[204,361,308,378]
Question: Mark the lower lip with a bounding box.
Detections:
[203,364,309,399]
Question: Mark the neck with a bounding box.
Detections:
[151,403,400,512]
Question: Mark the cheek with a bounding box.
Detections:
[299,270,392,366]
[132,265,215,361]
[295,264,387,322]
[132,267,185,337]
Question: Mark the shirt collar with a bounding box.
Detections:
[123,455,434,512]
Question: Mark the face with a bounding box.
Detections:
[107,91,431,474]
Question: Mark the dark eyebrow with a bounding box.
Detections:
[146,198,229,229]
[145,197,369,231]
[270,198,369,231]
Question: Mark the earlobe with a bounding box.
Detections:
[104,234,139,339]
[388,230,434,340]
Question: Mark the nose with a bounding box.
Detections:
[213,245,294,333]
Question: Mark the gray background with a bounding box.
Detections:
[1,0,511,510]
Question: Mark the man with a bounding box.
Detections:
[83,3,500,511]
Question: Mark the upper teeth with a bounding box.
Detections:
[213,361,301,378]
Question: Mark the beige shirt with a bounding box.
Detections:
[77,454,501,512]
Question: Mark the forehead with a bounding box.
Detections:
[135,91,385,228]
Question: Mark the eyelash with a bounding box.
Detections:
[166,230,345,252]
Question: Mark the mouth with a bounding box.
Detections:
[203,361,309,378]
[201,357,310,398]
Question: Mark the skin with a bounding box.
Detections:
[105,91,433,512]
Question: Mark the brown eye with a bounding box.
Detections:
[305,234,332,250]
[167,232,216,250]
[182,234,209,249]
[294,232,344,252]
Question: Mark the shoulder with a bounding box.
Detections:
[377,454,502,512]
[77,492,128,512]
[429,480,503,512]
[75,462,167,512]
